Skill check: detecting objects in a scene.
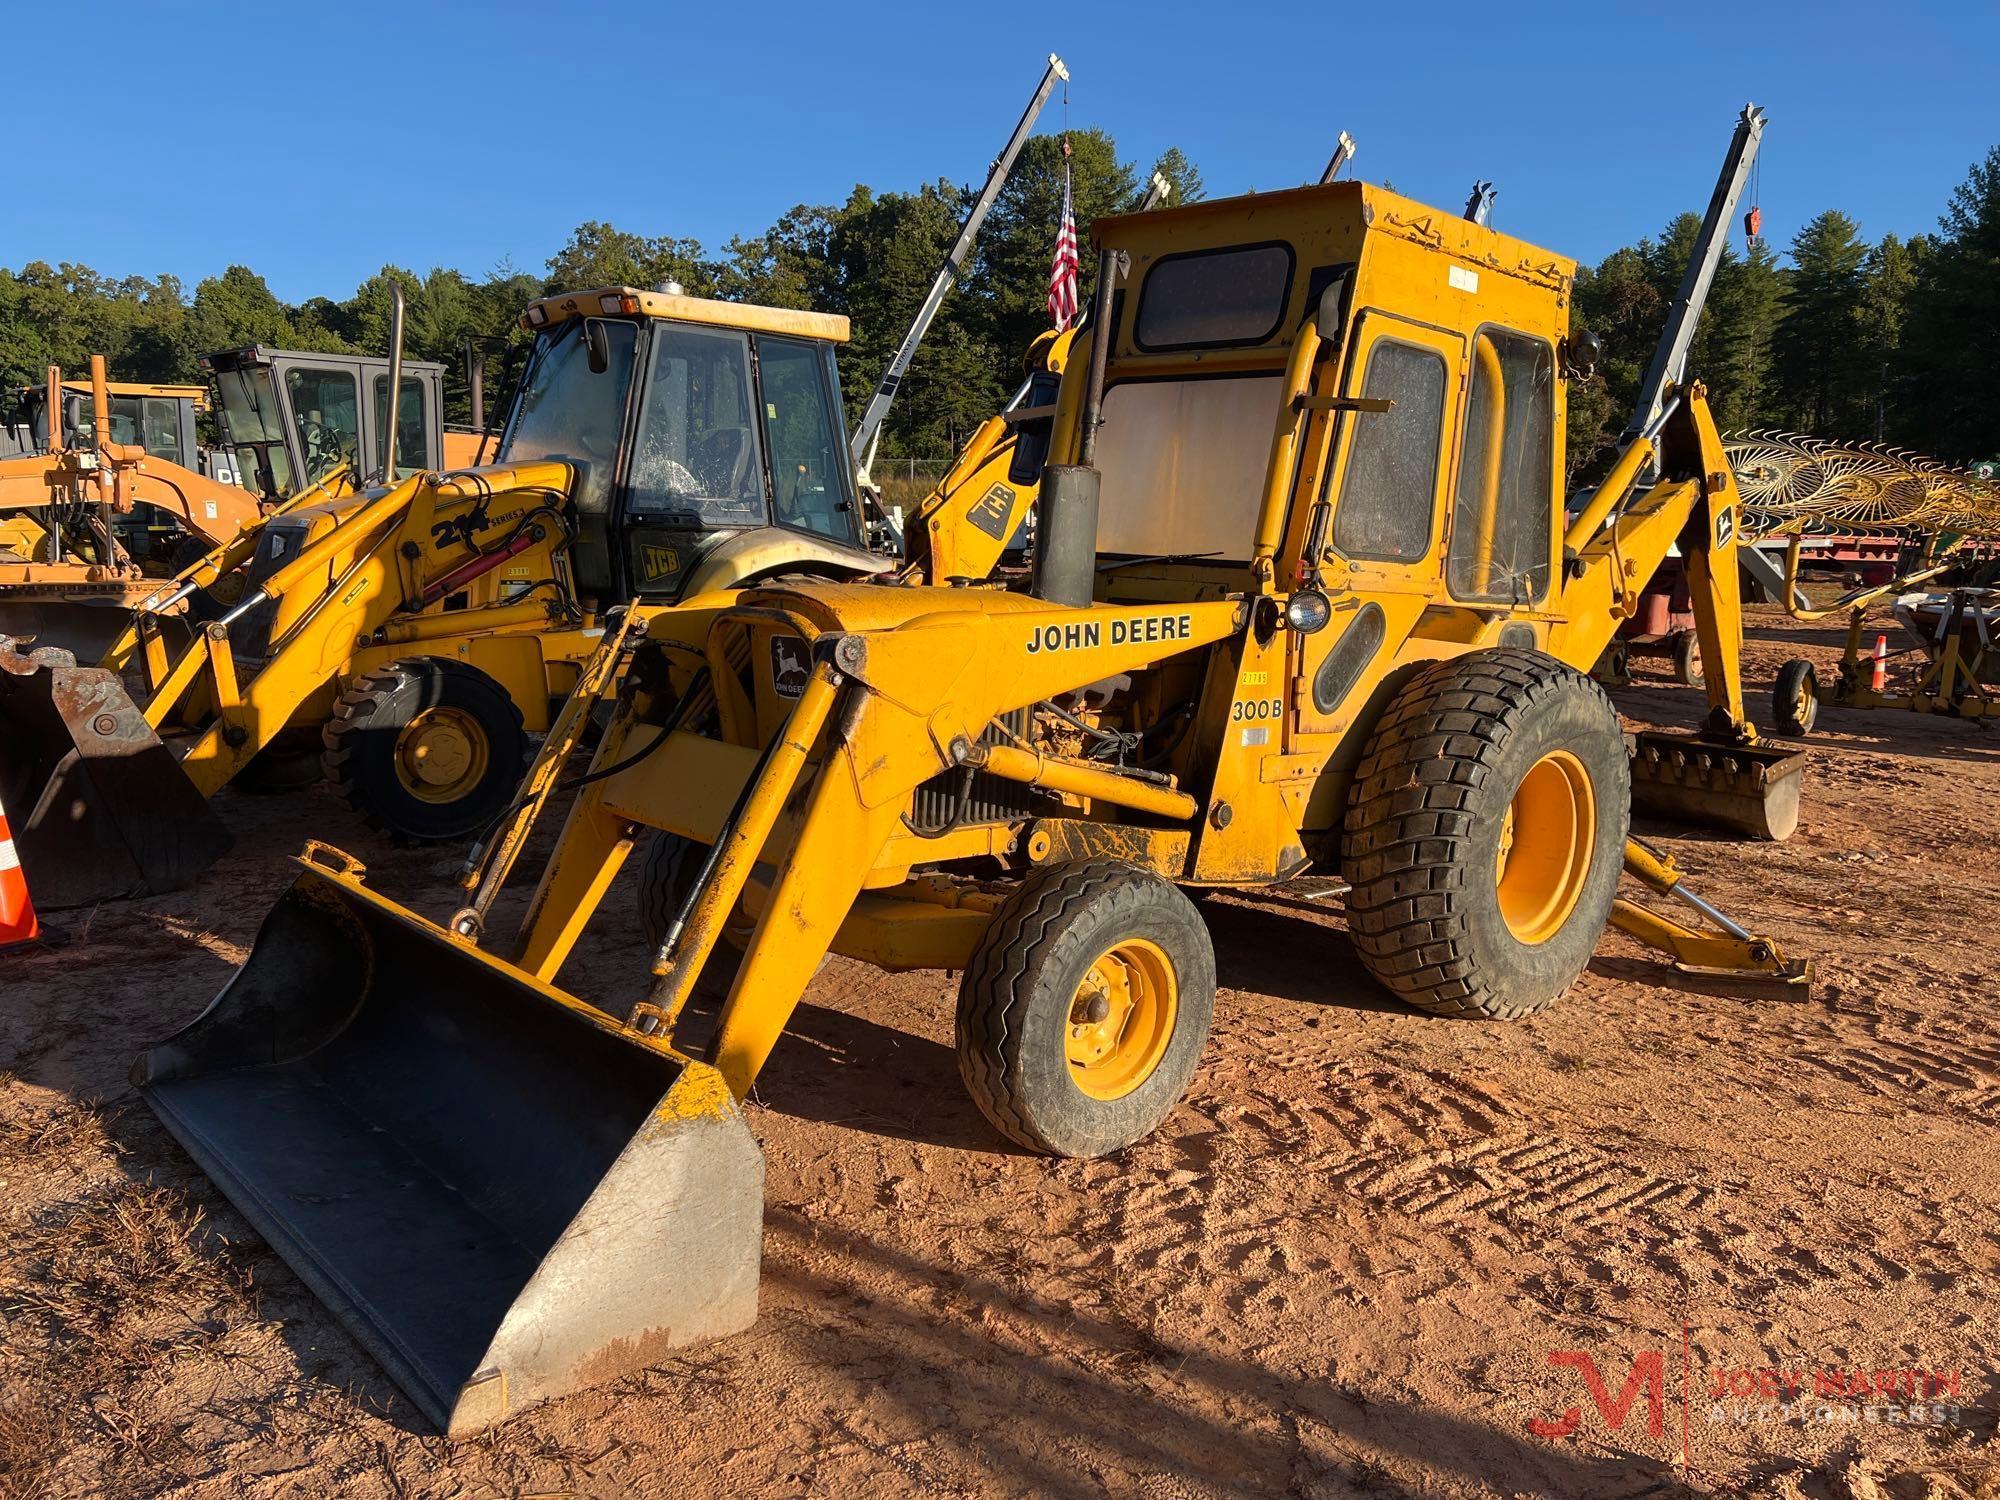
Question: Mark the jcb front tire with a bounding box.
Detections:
[1341,649,1629,1020]
[321,657,527,841]
[958,858,1214,1158]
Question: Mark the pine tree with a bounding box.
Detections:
[1771,210,1869,433]
[1898,147,2000,460]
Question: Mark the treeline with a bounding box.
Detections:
[2,130,1994,469]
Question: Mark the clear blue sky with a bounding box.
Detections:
[10,0,1995,302]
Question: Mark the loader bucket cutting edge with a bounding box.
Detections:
[1628,730,1806,842]
[0,636,231,909]
[133,859,763,1435]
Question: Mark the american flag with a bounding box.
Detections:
[1047,160,1079,331]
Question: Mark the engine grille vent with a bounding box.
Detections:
[910,708,1044,829]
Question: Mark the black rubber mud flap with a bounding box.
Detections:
[133,855,763,1435]
[1628,731,1806,842]
[0,636,231,909]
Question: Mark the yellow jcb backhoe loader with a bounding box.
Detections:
[137,107,1809,1434]
[0,286,884,909]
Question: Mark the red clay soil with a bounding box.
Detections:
[2,605,1997,1499]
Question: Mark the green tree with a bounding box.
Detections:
[1855,233,1918,439]
[544,222,719,297]
[1146,146,1205,207]
[1898,147,2000,459]
[1771,210,1869,432]
[976,129,1136,370]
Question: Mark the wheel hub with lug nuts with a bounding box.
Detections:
[394,706,488,803]
[1065,938,1178,1101]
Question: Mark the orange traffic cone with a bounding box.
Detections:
[0,789,43,948]
[1870,633,1889,694]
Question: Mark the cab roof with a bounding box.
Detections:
[42,380,210,407]
[1093,179,1576,289]
[522,286,850,344]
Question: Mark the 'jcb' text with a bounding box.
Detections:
[1027,613,1193,655]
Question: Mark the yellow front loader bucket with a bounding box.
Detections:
[133,847,763,1434]
[0,637,231,908]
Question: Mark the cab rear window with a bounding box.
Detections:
[1134,243,1293,351]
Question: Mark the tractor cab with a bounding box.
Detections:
[4,378,207,470]
[501,287,885,607]
[1073,180,1575,643]
[204,345,450,502]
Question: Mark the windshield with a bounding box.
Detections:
[214,365,296,498]
[628,325,765,527]
[498,318,638,515]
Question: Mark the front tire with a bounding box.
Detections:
[1772,659,1818,736]
[1671,630,1705,688]
[958,858,1215,1158]
[1341,649,1630,1020]
[321,657,527,841]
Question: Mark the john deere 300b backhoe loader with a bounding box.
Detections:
[137,107,1807,1434]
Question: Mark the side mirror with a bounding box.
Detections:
[1566,329,1602,379]
[1315,277,1349,344]
[584,319,611,375]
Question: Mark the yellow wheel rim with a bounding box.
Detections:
[393,706,488,804]
[1065,938,1178,1101]
[1495,750,1595,944]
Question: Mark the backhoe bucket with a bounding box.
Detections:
[0,637,231,909]
[1628,731,1806,842]
[133,853,763,1435]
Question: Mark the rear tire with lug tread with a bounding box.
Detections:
[1772,659,1818,736]
[958,857,1214,1159]
[321,657,527,841]
[1340,648,1629,1020]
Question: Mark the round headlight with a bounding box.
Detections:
[1284,588,1332,634]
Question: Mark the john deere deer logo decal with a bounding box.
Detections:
[771,636,810,699]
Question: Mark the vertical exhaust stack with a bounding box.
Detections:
[380,283,406,484]
[1031,247,1115,608]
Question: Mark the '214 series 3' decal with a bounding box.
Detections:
[1026,612,1195,655]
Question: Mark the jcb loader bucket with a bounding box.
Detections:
[0,597,187,665]
[133,849,763,1435]
[1628,731,1806,842]
[0,636,231,909]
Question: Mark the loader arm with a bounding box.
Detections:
[163,461,575,794]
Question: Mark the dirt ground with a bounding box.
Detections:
[4,605,1998,1500]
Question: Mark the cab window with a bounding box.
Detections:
[139,397,186,465]
[759,336,854,542]
[1447,329,1555,605]
[284,366,362,483]
[372,374,428,474]
[628,326,765,527]
[1135,243,1293,350]
[1329,340,1447,561]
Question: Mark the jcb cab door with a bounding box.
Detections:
[1290,312,1461,741]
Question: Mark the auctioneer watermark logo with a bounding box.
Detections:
[1528,1330,1975,1463]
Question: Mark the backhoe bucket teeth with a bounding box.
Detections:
[0,637,230,909]
[1628,731,1806,842]
[133,856,763,1435]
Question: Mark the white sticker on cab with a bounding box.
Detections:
[1448,265,1479,294]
